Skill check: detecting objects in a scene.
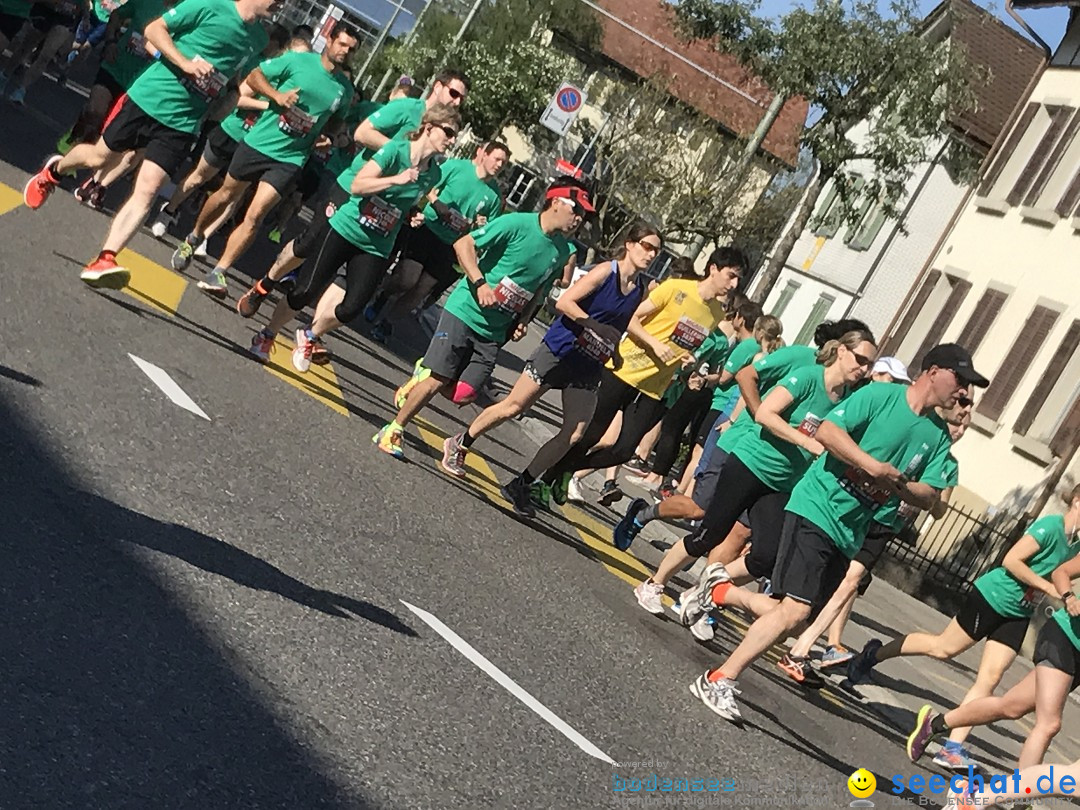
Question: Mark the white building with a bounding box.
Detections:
[755,0,1044,344]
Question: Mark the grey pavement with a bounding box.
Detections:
[0,70,1077,810]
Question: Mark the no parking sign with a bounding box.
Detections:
[540,83,587,137]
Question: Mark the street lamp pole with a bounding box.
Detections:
[355,0,408,88]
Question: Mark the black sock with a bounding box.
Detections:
[461,430,476,448]
[257,276,276,293]
[930,714,948,735]
[515,470,533,486]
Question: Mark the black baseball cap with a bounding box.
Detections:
[921,343,989,388]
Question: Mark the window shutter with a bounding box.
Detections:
[978,305,1061,423]
[1007,106,1070,207]
[771,281,800,319]
[848,204,889,251]
[811,183,840,237]
[1024,108,1080,207]
[910,277,972,373]
[1014,319,1080,435]
[957,288,1008,354]
[1055,167,1080,217]
[978,103,1040,197]
[882,269,942,356]
[794,294,836,346]
[1050,395,1080,457]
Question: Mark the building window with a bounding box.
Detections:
[908,275,972,372]
[505,165,538,210]
[1013,319,1080,452]
[846,202,889,251]
[771,280,801,319]
[977,304,1061,424]
[793,293,835,346]
[1006,106,1073,207]
[977,103,1043,201]
[956,287,1009,354]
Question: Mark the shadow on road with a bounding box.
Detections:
[0,389,390,807]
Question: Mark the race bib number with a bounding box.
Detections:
[492,276,529,315]
[840,466,892,508]
[183,57,227,101]
[358,196,401,236]
[241,111,259,131]
[1021,586,1041,611]
[670,316,707,351]
[897,500,920,523]
[796,413,822,438]
[445,207,471,235]
[279,106,315,137]
[575,328,615,363]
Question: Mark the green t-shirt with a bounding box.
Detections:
[735,364,843,493]
[786,382,953,559]
[94,0,125,21]
[443,212,571,343]
[422,158,503,245]
[324,99,376,178]
[717,344,817,454]
[975,515,1080,618]
[241,51,350,166]
[663,330,730,407]
[101,0,166,90]
[329,139,441,259]
[126,0,268,134]
[218,104,258,142]
[1,0,35,18]
[1053,605,1080,653]
[335,96,424,192]
[710,337,760,410]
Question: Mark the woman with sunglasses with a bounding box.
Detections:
[438,223,662,511]
[254,104,460,371]
[634,328,877,614]
[849,483,1080,771]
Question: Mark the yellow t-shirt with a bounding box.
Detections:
[610,278,728,399]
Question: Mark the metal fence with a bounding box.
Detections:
[886,502,1023,596]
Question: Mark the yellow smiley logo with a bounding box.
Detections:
[848,769,876,799]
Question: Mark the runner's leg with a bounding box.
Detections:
[944,640,1018,747]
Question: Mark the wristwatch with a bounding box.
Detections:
[469,277,485,291]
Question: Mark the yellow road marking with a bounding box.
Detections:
[265,337,349,416]
[0,183,21,216]
[117,249,187,315]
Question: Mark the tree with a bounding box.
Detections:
[674,0,983,302]
[382,0,600,139]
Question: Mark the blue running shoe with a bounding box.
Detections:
[613,497,648,550]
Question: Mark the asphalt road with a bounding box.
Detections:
[0,75,984,809]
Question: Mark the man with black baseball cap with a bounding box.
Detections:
[686,342,986,723]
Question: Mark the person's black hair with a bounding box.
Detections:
[329,20,358,41]
[434,68,470,92]
[291,24,314,41]
[267,23,289,48]
[706,245,749,278]
[737,301,764,327]
[813,318,874,348]
[668,257,698,279]
[482,140,511,158]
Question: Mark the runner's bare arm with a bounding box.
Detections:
[624,298,675,364]
[814,421,901,483]
[451,235,497,308]
[1004,534,1060,598]
[354,119,390,153]
[350,158,416,196]
[244,68,298,110]
[554,262,622,345]
[755,387,823,456]
[234,79,268,112]
[1052,556,1080,611]
[143,18,211,79]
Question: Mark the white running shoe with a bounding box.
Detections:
[566,475,585,503]
[292,328,317,373]
[633,580,664,614]
[689,671,742,722]
[194,238,208,258]
[678,562,731,627]
[149,204,176,239]
[690,614,715,642]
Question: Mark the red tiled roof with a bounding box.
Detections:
[940,0,1046,149]
[590,0,807,167]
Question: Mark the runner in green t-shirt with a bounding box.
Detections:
[366,141,509,343]
[235,68,469,321]
[25,0,275,289]
[372,178,590,459]
[902,483,1080,778]
[636,327,875,614]
[147,29,303,242]
[685,343,986,723]
[170,27,357,296]
[251,104,458,368]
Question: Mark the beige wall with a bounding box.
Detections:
[910,62,1080,517]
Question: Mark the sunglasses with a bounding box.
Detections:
[852,352,875,367]
[447,87,465,101]
[639,240,661,254]
[437,125,458,138]
[956,395,973,408]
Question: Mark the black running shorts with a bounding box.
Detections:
[405,223,459,287]
[227,141,301,196]
[770,513,849,613]
[293,183,350,258]
[1034,617,1080,690]
[954,587,1029,652]
[202,123,240,170]
[424,309,500,392]
[524,341,601,391]
[101,97,193,175]
[854,521,894,570]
